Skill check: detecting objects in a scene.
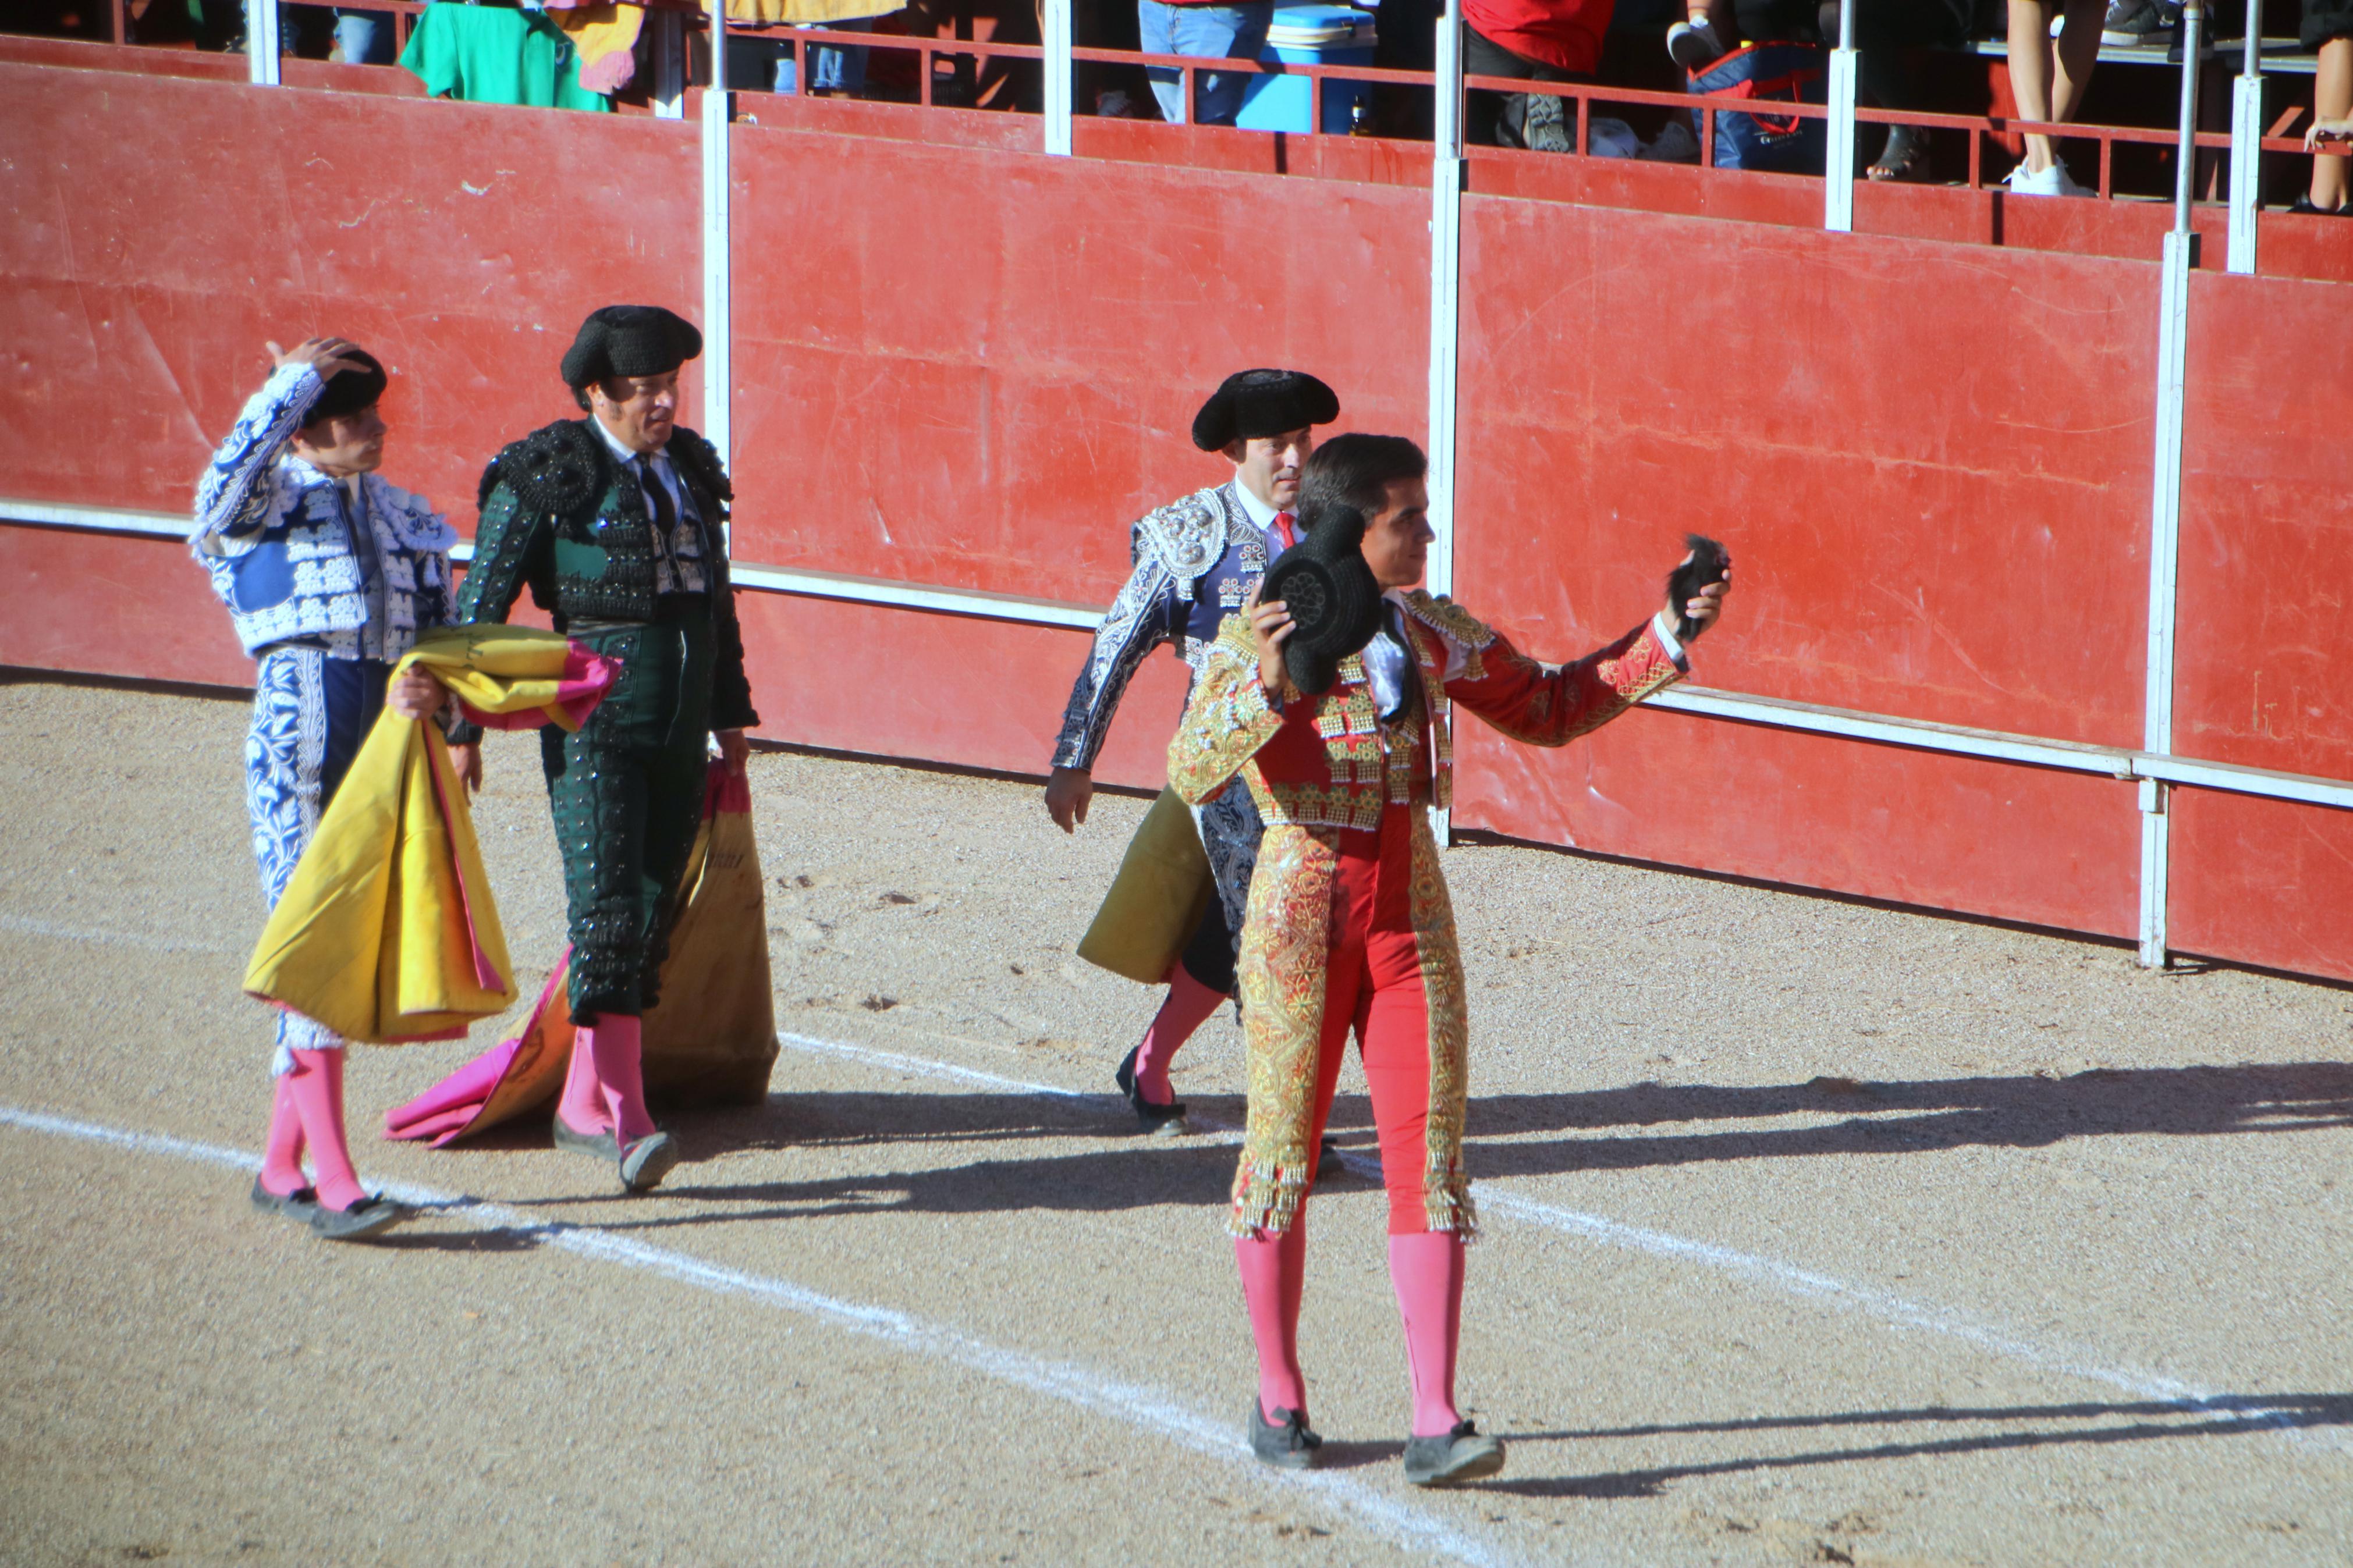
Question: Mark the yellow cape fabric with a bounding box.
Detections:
[1074,787,1213,985]
[727,0,905,24]
[243,626,603,1044]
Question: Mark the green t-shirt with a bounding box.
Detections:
[400,3,611,113]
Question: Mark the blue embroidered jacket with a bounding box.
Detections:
[189,362,460,661]
[1051,482,1278,773]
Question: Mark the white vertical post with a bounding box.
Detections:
[2227,15,2260,273]
[653,10,687,119]
[1824,0,1857,232]
[1428,10,1465,847]
[246,0,280,84]
[1042,0,1073,154]
[1426,9,1463,606]
[2139,6,2201,970]
[702,2,734,497]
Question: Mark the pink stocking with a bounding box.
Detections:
[1387,1231,1466,1437]
[556,1029,611,1135]
[1135,962,1225,1105]
[260,1074,308,1197]
[285,1048,368,1213]
[1234,1215,1310,1421]
[580,1015,655,1142]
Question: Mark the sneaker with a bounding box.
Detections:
[1666,19,1725,73]
[2164,13,2215,62]
[1249,1399,1323,1469]
[2004,158,2092,198]
[1403,1420,1507,1487]
[2102,0,2175,47]
[1520,90,1572,154]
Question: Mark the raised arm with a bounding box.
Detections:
[191,339,374,546]
[191,365,318,545]
[1167,613,1286,805]
[1431,602,1686,748]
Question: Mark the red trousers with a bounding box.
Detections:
[1298,803,1438,1236]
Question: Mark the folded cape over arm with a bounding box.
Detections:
[242,626,619,1044]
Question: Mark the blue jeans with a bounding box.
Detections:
[1137,0,1273,126]
[778,17,873,94]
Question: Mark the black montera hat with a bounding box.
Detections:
[1261,499,1384,697]
[307,347,387,424]
[560,304,704,388]
[1191,368,1341,452]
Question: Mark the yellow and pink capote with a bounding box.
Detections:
[242,625,619,1044]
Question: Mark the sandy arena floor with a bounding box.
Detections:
[0,675,2347,1567]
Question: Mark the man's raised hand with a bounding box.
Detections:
[1667,548,1732,639]
[1247,584,1296,699]
[267,337,369,383]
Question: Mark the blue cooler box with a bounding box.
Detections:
[1236,5,1375,135]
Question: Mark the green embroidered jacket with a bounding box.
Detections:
[459,418,759,732]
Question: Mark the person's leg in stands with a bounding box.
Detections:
[1158,1,1273,125]
[2309,31,2352,211]
[1461,24,1541,148]
[2010,0,2102,176]
[1669,0,1741,69]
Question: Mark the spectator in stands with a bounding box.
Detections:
[2001,0,2103,196]
[1816,0,1971,182]
[1458,0,1613,149]
[1662,0,1818,69]
[2301,2,2353,212]
[1138,0,1275,123]
[331,9,396,63]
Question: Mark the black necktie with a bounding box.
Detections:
[639,457,679,585]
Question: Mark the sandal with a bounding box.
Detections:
[1868,125,1929,183]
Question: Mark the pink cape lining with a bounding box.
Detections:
[381,962,570,1146]
[455,641,622,733]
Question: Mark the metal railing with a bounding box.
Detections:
[10,0,2350,975]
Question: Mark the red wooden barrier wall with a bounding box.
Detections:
[0,50,2345,981]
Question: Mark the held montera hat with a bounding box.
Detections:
[560,304,704,388]
[1191,368,1341,452]
[306,347,388,425]
[1260,499,1384,697]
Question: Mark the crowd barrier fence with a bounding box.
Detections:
[1,6,2347,985]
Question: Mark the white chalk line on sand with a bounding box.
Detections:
[0,913,233,955]
[773,1032,2344,1453]
[10,916,2308,1430]
[0,1104,1518,1568]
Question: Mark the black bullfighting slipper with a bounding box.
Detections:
[1403,1420,1506,1487]
[308,1193,411,1242]
[249,1176,320,1223]
[1115,1046,1188,1135]
[552,1114,622,1162]
[619,1130,680,1193]
[1249,1399,1323,1470]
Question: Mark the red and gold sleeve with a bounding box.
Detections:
[1445,617,1684,748]
[1167,613,1286,805]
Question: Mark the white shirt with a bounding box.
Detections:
[591,414,707,596]
[1231,475,1282,532]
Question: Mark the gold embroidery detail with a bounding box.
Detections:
[1230,823,1340,1236]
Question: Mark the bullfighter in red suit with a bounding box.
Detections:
[1166,433,1730,1485]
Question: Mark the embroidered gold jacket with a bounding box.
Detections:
[1167,589,1686,825]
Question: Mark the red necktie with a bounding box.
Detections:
[1273,511,1297,550]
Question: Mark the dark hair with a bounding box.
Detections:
[573,383,594,412]
[1299,433,1426,520]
